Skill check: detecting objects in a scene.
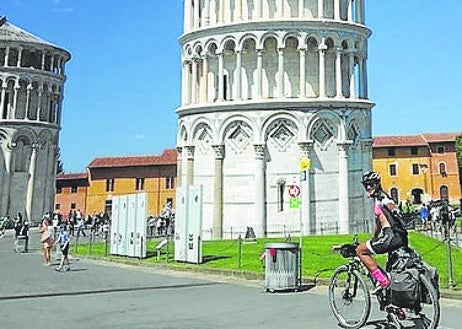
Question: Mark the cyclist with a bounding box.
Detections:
[356,171,408,292]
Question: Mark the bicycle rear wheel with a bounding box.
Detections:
[328,266,371,329]
[389,273,440,329]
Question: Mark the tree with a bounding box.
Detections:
[456,136,462,188]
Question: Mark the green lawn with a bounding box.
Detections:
[74,232,462,288]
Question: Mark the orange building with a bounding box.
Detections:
[373,133,462,205]
[85,149,177,217]
[55,173,89,218]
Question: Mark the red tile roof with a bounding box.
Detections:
[56,172,88,180]
[88,149,177,169]
[373,135,426,147]
[421,132,462,143]
[373,132,461,147]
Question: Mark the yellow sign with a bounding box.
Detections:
[300,157,312,171]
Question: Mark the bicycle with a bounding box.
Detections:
[328,239,440,329]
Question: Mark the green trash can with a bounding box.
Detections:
[264,242,299,292]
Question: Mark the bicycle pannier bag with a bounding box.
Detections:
[420,261,440,304]
[390,268,420,310]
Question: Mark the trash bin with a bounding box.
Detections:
[16,235,28,253]
[264,242,299,292]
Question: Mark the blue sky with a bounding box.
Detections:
[1,0,461,173]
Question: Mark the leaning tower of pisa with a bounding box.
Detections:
[0,17,71,222]
[177,0,374,239]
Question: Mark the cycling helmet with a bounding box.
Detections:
[361,171,381,190]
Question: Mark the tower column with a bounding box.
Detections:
[36,86,43,121]
[184,0,192,31]
[185,145,195,185]
[278,48,284,97]
[0,85,6,115]
[318,41,327,97]
[337,141,352,234]
[299,48,306,97]
[358,54,366,98]
[278,0,284,17]
[26,142,39,221]
[255,0,262,19]
[176,146,183,187]
[193,0,200,28]
[359,0,365,24]
[235,50,242,100]
[17,47,23,67]
[201,55,209,103]
[3,142,14,216]
[257,49,263,98]
[318,0,323,18]
[235,0,242,21]
[334,0,340,20]
[12,80,20,119]
[298,141,314,235]
[191,58,198,103]
[212,144,224,239]
[182,61,190,105]
[347,0,354,21]
[335,47,343,98]
[254,144,266,237]
[4,47,9,67]
[204,0,210,26]
[298,0,304,17]
[349,52,356,98]
[218,52,224,101]
[25,84,32,120]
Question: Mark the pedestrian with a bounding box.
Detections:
[39,216,54,266]
[76,216,86,237]
[55,225,71,272]
[420,203,429,227]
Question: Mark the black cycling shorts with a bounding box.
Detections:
[367,227,407,254]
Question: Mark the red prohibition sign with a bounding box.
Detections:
[288,184,301,197]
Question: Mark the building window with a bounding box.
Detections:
[437,146,445,154]
[166,198,173,206]
[106,178,115,192]
[387,147,396,156]
[71,185,78,193]
[56,186,62,194]
[70,203,76,209]
[55,203,61,210]
[135,178,145,190]
[439,163,447,177]
[277,180,285,212]
[166,177,175,189]
[412,163,420,175]
[440,185,449,200]
[411,146,418,155]
[389,164,397,176]
[390,188,399,204]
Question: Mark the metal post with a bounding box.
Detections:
[237,234,242,269]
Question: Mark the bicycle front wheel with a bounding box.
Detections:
[328,266,371,329]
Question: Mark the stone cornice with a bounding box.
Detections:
[177,98,374,117]
[181,19,371,44]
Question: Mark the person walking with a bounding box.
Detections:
[76,217,86,238]
[55,225,71,272]
[39,216,54,266]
